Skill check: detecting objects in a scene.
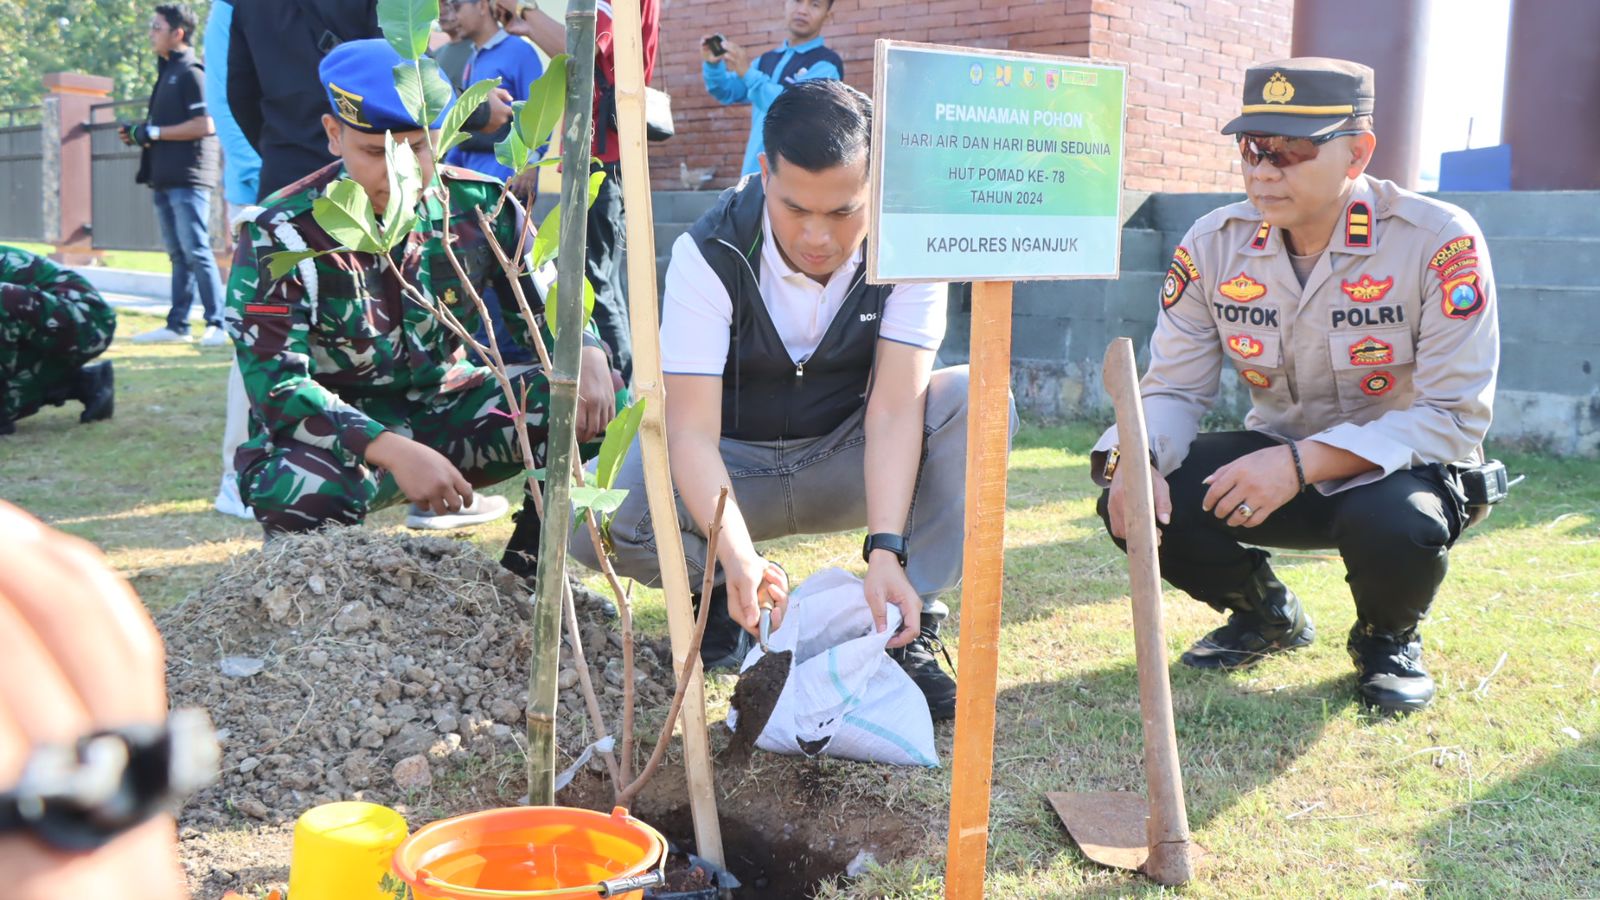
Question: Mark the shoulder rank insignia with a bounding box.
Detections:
[1348,335,1394,366]
[1429,235,1477,278]
[1341,274,1393,302]
[1361,371,1395,396]
[1249,222,1271,250]
[1227,334,1265,359]
[1345,201,1372,248]
[1240,369,1272,389]
[1162,246,1202,309]
[1218,273,1267,303]
[1441,272,1485,319]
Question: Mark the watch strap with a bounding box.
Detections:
[862,532,908,566]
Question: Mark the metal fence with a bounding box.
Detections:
[88,99,164,252]
[0,105,45,242]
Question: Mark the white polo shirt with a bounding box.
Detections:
[660,214,949,376]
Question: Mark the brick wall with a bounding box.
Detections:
[649,0,1291,192]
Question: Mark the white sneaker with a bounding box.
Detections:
[405,493,511,530]
[199,325,230,347]
[214,475,254,520]
[131,327,193,344]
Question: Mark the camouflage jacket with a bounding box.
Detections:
[225,162,599,467]
[0,244,116,358]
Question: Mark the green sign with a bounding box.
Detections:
[868,41,1128,283]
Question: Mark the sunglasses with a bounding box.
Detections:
[1237,130,1366,169]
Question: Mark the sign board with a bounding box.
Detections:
[868,41,1128,284]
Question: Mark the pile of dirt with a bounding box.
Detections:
[161,528,676,826]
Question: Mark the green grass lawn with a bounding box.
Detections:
[4,310,1598,898]
[5,240,175,274]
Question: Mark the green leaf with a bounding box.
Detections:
[530,203,560,270]
[545,276,594,338]
[380,132,422,250]
[436,77,502,157]
[393,58,454,130]
[262,248,335,280]
[377,0,436,60]
[311,178,384,253]
[570,486,629,517]
[518,54,569,154]
[587,169,606,209]
[494,124,530,174]
[594,399,646,490]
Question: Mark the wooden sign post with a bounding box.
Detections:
[866,40,1127,897]
[608,0,724,865]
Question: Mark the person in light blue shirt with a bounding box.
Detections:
[443,0,544,182]
[203,0,260,211]
[701,0,844,178]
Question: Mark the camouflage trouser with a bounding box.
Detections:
[237,368,548,534]
[0,283,116,421]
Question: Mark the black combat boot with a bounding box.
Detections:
[693,584,752,671]
[500,487,543,581]
[0,415,14,436]
[1347,622,1434,715]
[1180,558,1314,670]
[889,601,958,721]
[74,361,115,424]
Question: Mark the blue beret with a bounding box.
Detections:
[319,39,451,133]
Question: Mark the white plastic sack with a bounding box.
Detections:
[728,567,938,767]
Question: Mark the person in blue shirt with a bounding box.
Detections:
[443,0,544,182]
[701,0,843,179]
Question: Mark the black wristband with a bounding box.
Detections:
[1287,440,1307,492]
[862,532,908,567]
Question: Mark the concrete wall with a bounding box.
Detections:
[644,188,1600,456]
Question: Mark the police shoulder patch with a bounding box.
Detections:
[1441,271,1485,320]
[1429,235,1476,276]
[1161,245,1201,309]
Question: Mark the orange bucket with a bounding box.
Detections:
[391,806,667,900]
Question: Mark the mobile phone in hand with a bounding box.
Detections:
[704,33,726,56]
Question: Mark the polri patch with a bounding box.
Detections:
[1441,272,1485,319]
[1361,371,1395,396]
[1345,201,1372,248]
[245,303,291,317]
[1341,274,1393,302]
[1161,246,1201,309]
[1240,368,1272,389]
[1218,273,1267,303]
[1249,222,1271,250]
[1348,335,1394,366]
[1227,334,1265,359]
[1429,236,1476,277]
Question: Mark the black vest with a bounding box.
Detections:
[688,178,892,441]
[755,42,845,86]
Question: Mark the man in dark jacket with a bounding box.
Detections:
[120,3,226,346]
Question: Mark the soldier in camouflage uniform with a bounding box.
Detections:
[0,245,116,435]
[227,39,617,535]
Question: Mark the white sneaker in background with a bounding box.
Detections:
[214,475,254,520]
[199,325,230,347]
[405,493,511,530]
[131,326,193,344]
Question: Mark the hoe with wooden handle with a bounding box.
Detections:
[1047,337,1201,885]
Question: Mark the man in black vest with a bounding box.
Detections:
[572,81,1010,721]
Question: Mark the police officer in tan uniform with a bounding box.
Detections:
[1093,59,1499,715]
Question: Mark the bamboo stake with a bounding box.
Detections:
[607,0,724,863]
[526,0,598,805]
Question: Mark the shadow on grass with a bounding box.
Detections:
[1419,735,1600,899]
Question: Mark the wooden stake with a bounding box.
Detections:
[944,280,1013,899]
[1102,336,1193,885]
[607,0,725,865]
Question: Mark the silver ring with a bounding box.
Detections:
[1236,502,1254,519]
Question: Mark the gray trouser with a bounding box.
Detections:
[571,366,1015,605]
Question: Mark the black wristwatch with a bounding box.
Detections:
[862,532,908,567]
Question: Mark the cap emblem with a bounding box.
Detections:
[329,83,369,128]
[1263,72,1295,105]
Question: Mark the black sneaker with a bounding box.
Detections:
[694,584,751,671]
[74,361,114,423]
[1181,561,1314,670]
[1347,622,1434,715]
[890,620,957,721]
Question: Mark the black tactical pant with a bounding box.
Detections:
[1097,431,1468,634]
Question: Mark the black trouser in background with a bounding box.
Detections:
[1097,431,1468,634]
[586,160,632,384]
